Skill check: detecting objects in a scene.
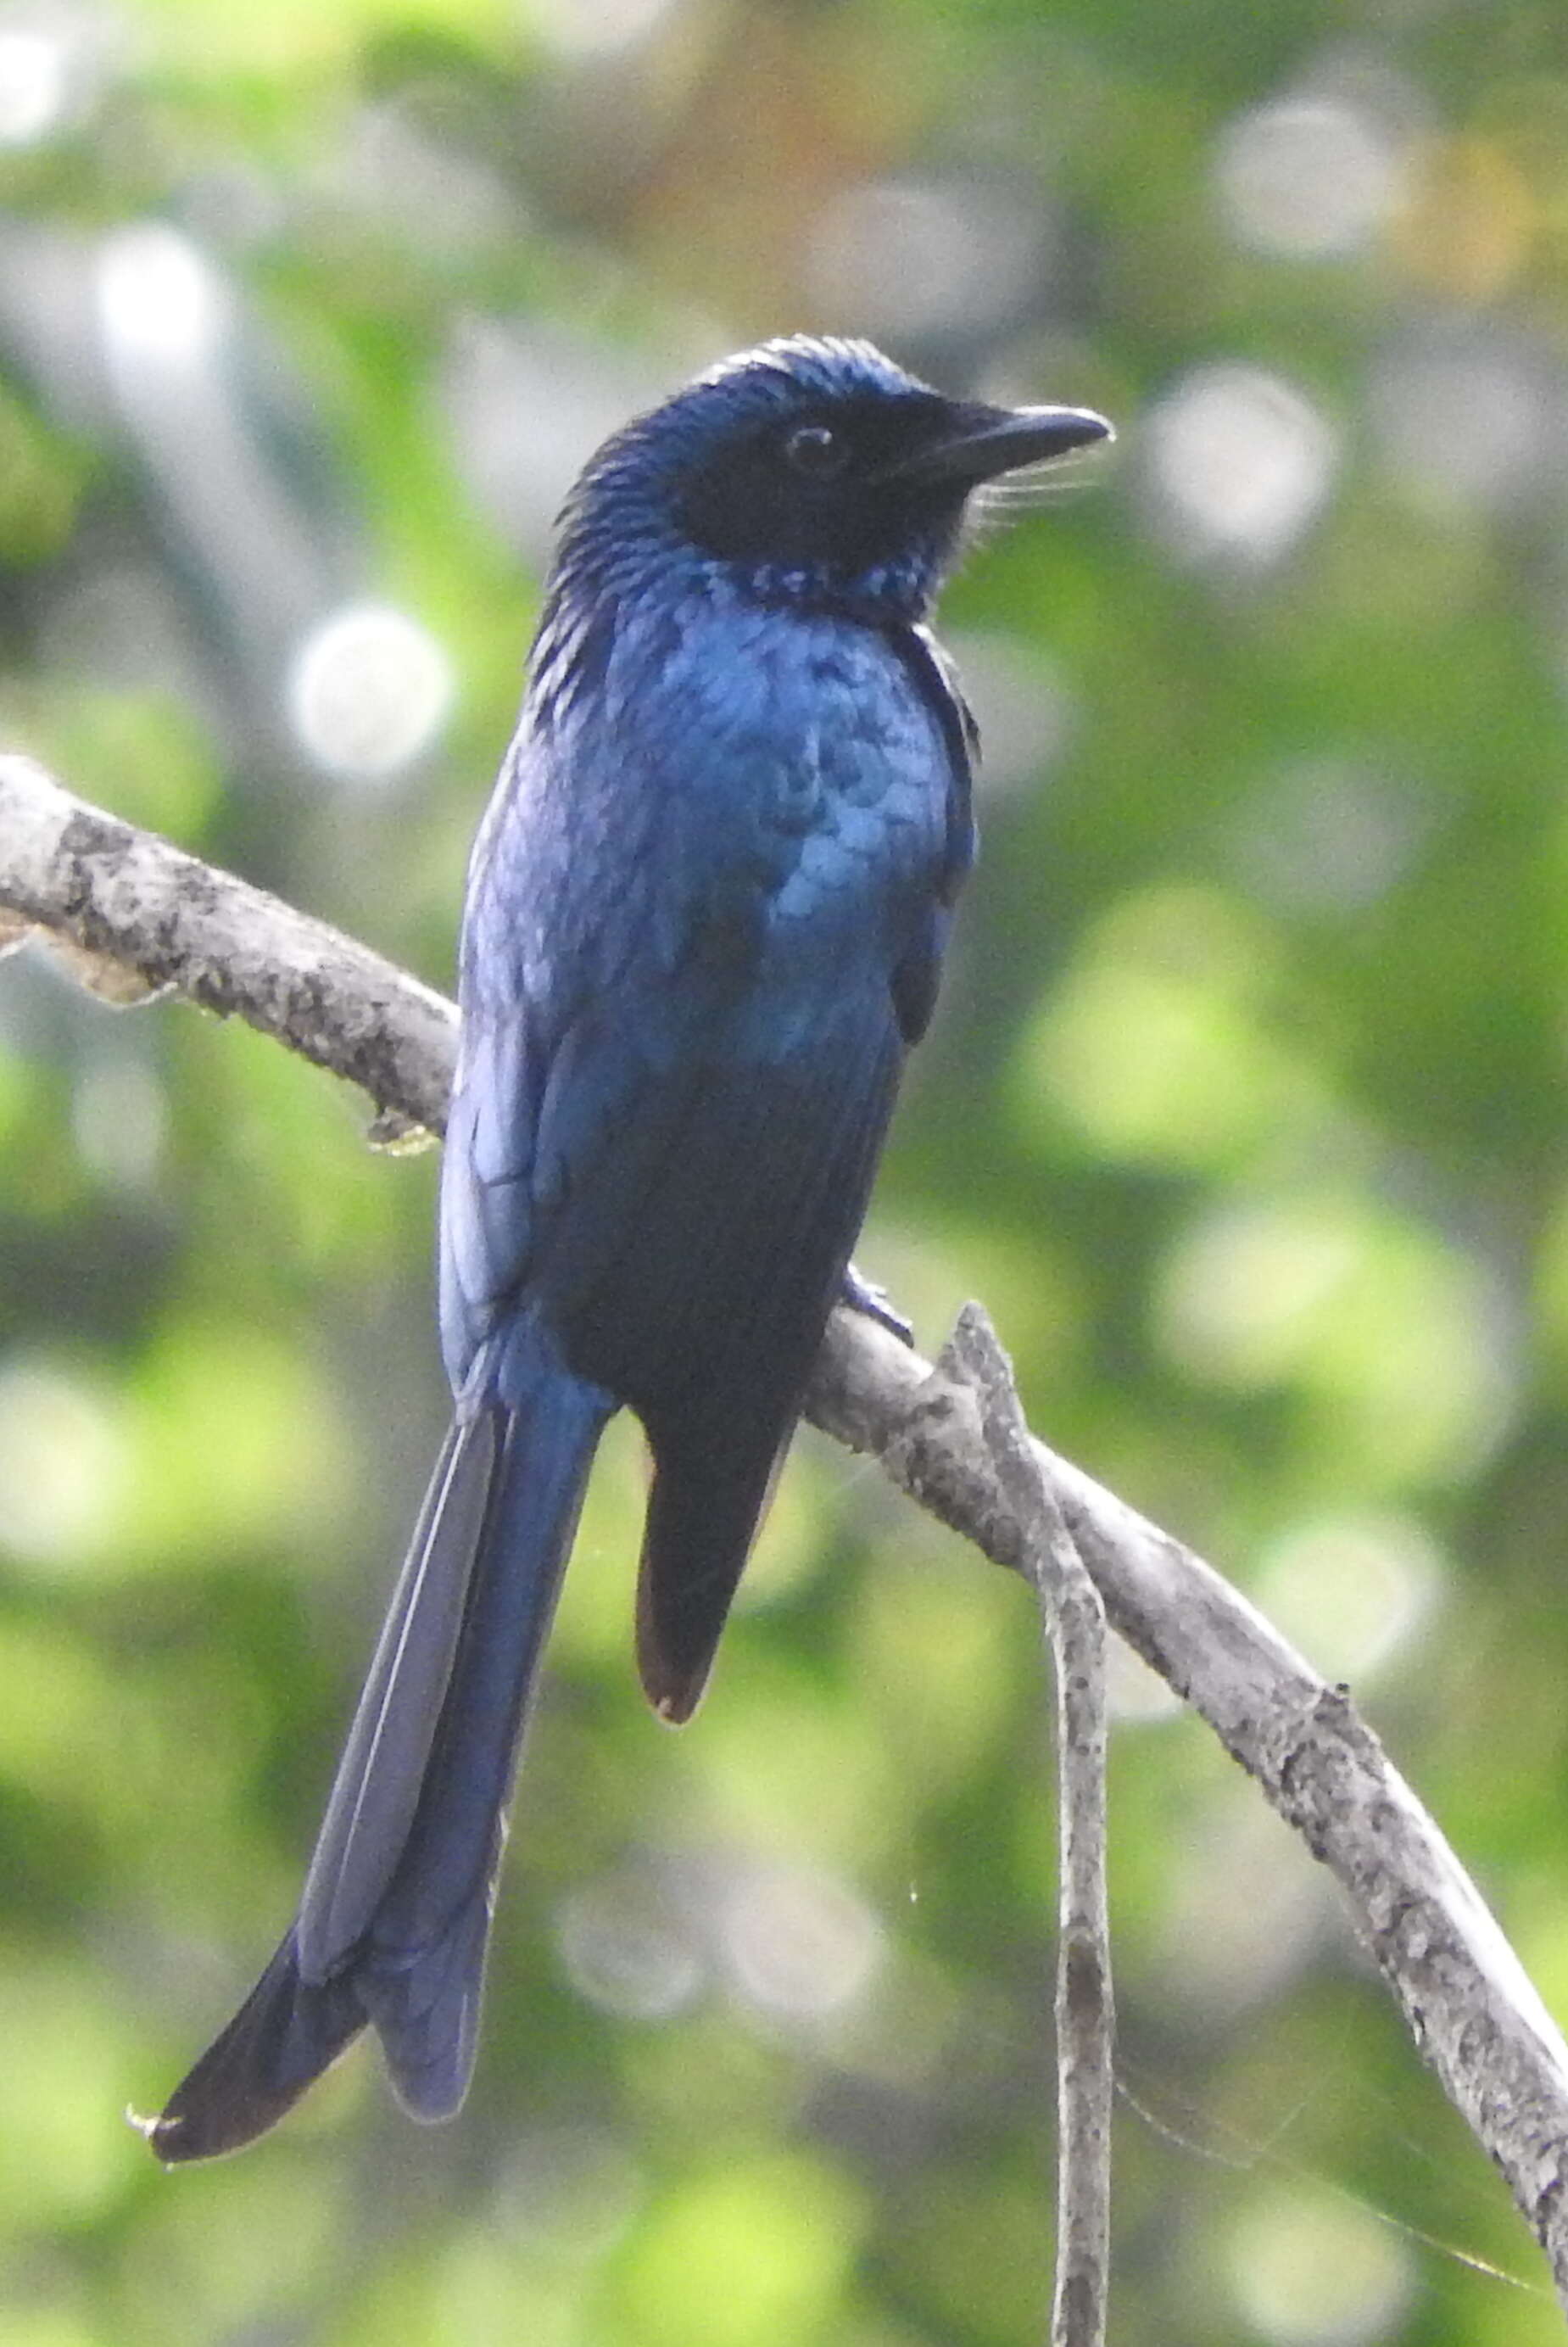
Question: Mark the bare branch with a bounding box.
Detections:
[945,1305,1112,2347]
[0,754,456,1133]
[5,752,1568,2305]
[806,1313,1568,2307]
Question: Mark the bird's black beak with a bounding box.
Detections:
[880,402,1114,491]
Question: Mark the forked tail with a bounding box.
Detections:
[149,1343,607,2162]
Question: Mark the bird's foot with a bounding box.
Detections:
[840,1261,913,1346]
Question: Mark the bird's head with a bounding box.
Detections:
[548,336,1111,627]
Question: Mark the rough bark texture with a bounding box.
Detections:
[0,755,457,1133]
[946,1306,1113,2347]
[5,752,1568,2307]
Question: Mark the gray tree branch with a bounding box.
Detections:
[4,752,1568,2311]
[0,755,458,1127]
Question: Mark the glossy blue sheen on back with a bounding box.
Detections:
[147,335,1108,2163]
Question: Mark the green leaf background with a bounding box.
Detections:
[2,0,1567,2338]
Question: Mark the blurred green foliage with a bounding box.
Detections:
[3,0,1568,2340]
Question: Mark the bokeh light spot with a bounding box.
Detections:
[555,1867,706,2021]
[0,27,66,147]
[1154,1196,1517,1484]
[719,1860,884,2022]
[1252,1511,1444,1681]
[1371,334,1554,516]
[287,602,454,781]
[72,1052,165,1187]
[0,1357,131,1570]
[527,0,677,59]
[1019,884,1321,1171]
[1146,363,1338,567]
[806,175,1047,342]
[1227,755,1436,914]
[1215,98,1404,258]
[96,225,226,375]
[1228,2186,1415,2344]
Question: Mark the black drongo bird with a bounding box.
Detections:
[148,336,1110,2160]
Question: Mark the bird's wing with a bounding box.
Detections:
[627,980,907,1718]
[439,617,966,1394]
[436,716,689,1390]
[884,623,979,1044]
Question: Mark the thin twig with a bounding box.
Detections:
[945,1305,1112,2347]
[4,752,1568,2307]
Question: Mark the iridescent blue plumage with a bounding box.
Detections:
[150,335,1110,2160]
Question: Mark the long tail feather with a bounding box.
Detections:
[635,1428,786,1723]
[149,1349,607,2163]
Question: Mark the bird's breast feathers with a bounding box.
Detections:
[612,597,949,892]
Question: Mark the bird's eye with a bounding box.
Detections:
[783,423,850,479]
